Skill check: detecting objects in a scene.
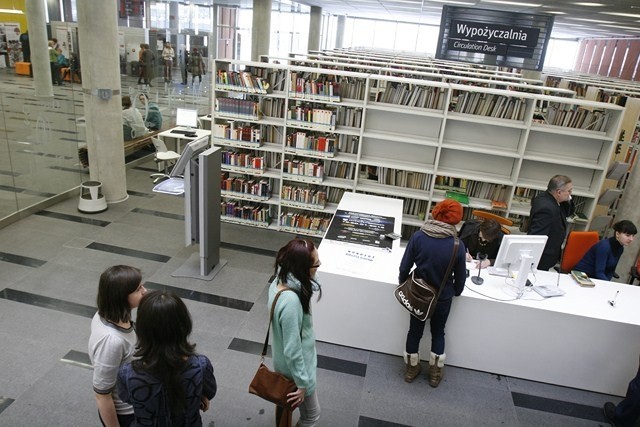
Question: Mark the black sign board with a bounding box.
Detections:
[436,6,554,71]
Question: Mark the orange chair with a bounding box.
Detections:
[559,231,599,273]
[471,210,513,235]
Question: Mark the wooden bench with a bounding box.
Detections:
[78,129,163,168]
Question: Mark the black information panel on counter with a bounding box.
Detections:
[325,209,395,250]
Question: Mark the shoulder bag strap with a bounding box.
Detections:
[435,237,460,300]
[261,287,292,358]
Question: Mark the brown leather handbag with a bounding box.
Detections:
[249,288,297,410]
[394,237,459,321]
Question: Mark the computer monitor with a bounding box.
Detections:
[176,108,199,128]
[493,234,548,298]
[170,135,210,178]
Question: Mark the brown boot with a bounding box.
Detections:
[403,352,421,383]
[428,352,446,388]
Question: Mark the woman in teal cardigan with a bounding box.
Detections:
[268,238,322,426]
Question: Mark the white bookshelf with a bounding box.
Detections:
[213,59,624,238]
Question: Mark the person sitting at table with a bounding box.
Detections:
[573,220,637,281]
[603,353,640,427]
[459,218,504,269]
[121,95,148,141]
[137,93,163,131]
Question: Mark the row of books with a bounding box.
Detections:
[463,182,509,202]
[281,185,327,208]
[221,150,265,170]
[215,70,269,94]
[595,91,628,106]
[289,78,341,101]
[261,98,286,119]
[213,124,262,144]
[216,97,260,119]
[326,187,346,204]
[325,160,356,180]
[335,106,363,128]
[434,175,469,191]
[286,132,336,154]
[403,197,429,217]
[376,83,446,110]
[452,92,526,121]
[221,202,271,222]
[337,134,359,154]
[374,168,431,190]
[220,173,270,197]
[283,159,324,178]
[545,103,609,132]
[513,186,541,204]
[279,211,332,232]
[286,105,336,127]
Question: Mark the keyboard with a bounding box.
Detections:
[170,129,192,135]
[486,267,510,277]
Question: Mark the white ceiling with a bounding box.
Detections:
[293,0,640,39]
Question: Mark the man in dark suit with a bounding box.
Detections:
[528,175,575,271]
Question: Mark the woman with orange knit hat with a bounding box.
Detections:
[398,199,467,387]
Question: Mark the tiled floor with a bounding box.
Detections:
[0,69,620,426]
[0,161,621,426]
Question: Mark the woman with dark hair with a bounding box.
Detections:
[88,265,146,427]
[399,199,467,387]
[459,218,504,268]
[574,220,637,281]
[117,291,217,426]
[269,238,322,426]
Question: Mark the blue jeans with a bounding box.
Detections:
[405,297,453,355]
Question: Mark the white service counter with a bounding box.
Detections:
[314,193,640,396]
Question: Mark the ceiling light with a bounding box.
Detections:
[570,2,605,6]
[428,0,477,5]
[600,24,640,30]
[0,8,23,14]
[600,12,640,19]
[482,0,541,6]
[566,17,615,24]
[546,11,566,14]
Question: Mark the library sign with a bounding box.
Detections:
[436,6,554,71]
[448,21,540,58]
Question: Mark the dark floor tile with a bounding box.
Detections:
[228,337,367,377]
[0,170,19,177]
[0,288,96,318]
[127,190,154,198]
[0,252,47,268]
[318,354,367,377]
[512,391,606,422]
[131,207,184,220]
[35,210,110,227]
[0,397,15,415]
[86,242,171,263]
[0,184,56,198]
[145,281,253,311]
[61,350,92,369]
[358,416,411,427]
[228,337,269,356]
[15,149,75,160]
[221,241,277,258]
[48,165,89,174]
[133,166,160,173]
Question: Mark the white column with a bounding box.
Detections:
[336,15,345,49]
[76,0,128,203]
[308,6,322,53]
[613,164,640,283]
[251,0,271,61]
[25,0,53,97]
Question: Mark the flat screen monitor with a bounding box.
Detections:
[176,108,199,128]
[170,135,210,178]
[493,234,548,273]
[492,234,548,298]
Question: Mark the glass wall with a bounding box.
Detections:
[0,79,85,220]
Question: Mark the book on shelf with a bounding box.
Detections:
[445,191,469,205]
[491,200,507,209]
[570,270,595,287]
